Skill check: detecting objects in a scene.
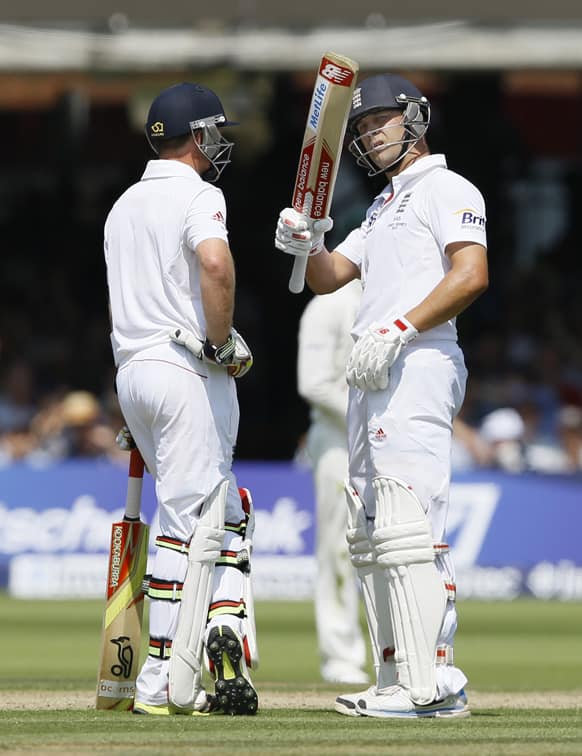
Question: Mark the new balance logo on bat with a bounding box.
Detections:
[320,60,355,86]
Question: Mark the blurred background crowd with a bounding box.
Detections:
[0,11,581,474]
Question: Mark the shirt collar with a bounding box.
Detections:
[141,159,203,182]
[375,153,447,199]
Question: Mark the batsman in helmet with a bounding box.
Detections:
[105,82,258,716]
[276,73,489,718]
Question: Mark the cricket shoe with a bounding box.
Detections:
[133,690,218,716]
[335,686,377,717]
[133,703,213,716]
[354,685,470,719]
[206,625,258,715]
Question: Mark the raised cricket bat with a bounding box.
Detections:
[288,51,359,293]
[96,448,149,710]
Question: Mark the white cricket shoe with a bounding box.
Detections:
[334,686,377,717]
[322,661,370,686]
[354,685,470,719]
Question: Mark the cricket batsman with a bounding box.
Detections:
[104,82,258,716]
[275,73,489,718]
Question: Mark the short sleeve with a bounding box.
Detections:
[184,186,229,251]
[335,225,366,270]
[424,172,487,252]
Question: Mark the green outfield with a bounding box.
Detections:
[0,596,581,754]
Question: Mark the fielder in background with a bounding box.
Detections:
[297,279,368,686]
[275,73,489,719]
[104,82,258,716]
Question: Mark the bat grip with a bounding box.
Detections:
[125,448,145,520]
[288,254,308,294]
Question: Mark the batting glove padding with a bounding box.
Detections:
[275,207,333,257]
[170,327,253,378]
[115,425,136,451]
[346,318,418,391]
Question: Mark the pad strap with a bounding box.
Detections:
[216,549,251,572]
[146,578,184,602]
[207,598,246,621]
[224,519,247,535]
[436,644,454,665]
[155,535,190,554]
[149,637,173,660]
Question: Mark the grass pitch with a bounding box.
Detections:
[0,597,580,754]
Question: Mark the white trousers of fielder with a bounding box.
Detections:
[307,421,367,679]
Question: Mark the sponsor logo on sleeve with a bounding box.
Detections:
[454,207,486,230]
[212,211,225,225]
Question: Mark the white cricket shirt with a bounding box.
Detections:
[336,154,487,341]
[105,160,229,366]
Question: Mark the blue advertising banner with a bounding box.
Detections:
[0,460,581,599]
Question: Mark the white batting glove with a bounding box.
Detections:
[346,317,418,391]
[274,208,333,257]
[169,327,253,378]
[226,328,254,378]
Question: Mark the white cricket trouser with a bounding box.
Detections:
[116,342,246,705]
[347,340,468,697]
[307,421,366,675]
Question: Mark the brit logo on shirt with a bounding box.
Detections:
[454,207,486,230]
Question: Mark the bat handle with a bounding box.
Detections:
[288,254,309,294]
[125,448,145,521]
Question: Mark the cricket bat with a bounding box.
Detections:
[96,448,149,710]
[288,51,359,294]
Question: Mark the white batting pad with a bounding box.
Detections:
[240,488,259,668]
[345,482,397,689]
[168,479,227,710]
[372,476,447,705]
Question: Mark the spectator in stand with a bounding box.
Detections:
[556,405,582,472]
[451,415,494,473]
[0,360,36,434]
[479,407,527,473]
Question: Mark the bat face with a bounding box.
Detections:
[96,518,149,710]
[288,51,358,294]
[292,52,359,221]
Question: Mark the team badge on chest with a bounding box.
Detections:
[388,191,412,230]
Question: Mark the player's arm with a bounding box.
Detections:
[346,241,488,392]
[405,241,488,332]
[305,248,360,294]
[196,237,235,346]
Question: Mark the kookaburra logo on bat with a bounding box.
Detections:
[110,636,134,679]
